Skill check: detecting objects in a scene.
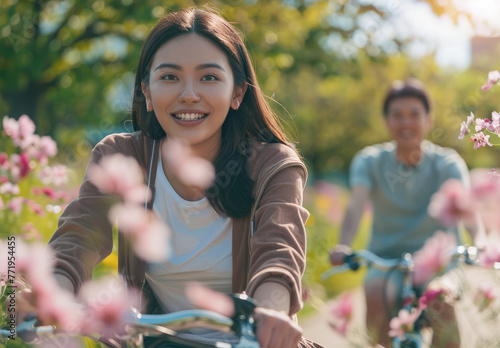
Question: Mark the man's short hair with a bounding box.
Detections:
[382,78,431,117]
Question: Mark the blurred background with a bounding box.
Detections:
[1,0,500,341]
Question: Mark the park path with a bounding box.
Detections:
[300,266,500,348]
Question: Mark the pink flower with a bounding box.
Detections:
[418,289,447,309]
[39,164,68,187]
[15,115,37,149]
[185,281,235,317]
[0,182,20,195]
[474,118,488,132]
[32,186,70,201]
[466,112,475,127]
[26,135,58,165]
[25,198,46,216]
[428,179,476,227]
[3,116,20,139]
[388,307,422,340]
[473,285,496,312]
[13,241,83,331]
[470,169,500,230]
[7,196,24,214]
[19,152,31,178]
[162,137,215,189]
[458,121,470,140]
[470,132,492,150]
[78,276,141,338]
[413,231,457,286]
[109,203,170,262]
[22,223,43,241]
[328,292,353,336]
[481,70,500,91]
[88,154,149,203]
[0,152,8,168]
[480,235,500,268]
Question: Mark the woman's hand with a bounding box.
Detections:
[253,307,303,348]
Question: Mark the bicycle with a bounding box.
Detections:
[321,245,479,348]
[0,293,260,348]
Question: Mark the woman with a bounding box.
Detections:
[49,7,319,348]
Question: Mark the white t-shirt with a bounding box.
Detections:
[145,151,233,314]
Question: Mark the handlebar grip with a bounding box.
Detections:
[344,254,361,271]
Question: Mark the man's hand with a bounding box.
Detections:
[329,244,352,266]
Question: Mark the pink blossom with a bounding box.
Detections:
[466,112,475,127]
[26,135,58,164]
[388,308,422,340]
[19,152,31,178]
[458,121,470,140]
[0,152,8,168]
[0,182,20,195]
[418,289,447,309]
[25,198,46,216]
[491,112,500,133]
[480,237,500,268]
[109,203,170,262]
[2,116,19,139]
[185,281,235,317]
[39,164,69,187]
[32,186,70,201]
[481,70,500,91]
[473,285,496,312]
[13,241,82,331]
[474,118,488,132]
[88,154,148,203]
[413,231,457,286]
[7,196,25,214]
[328,292,353,336]
[470,132,492,150]
[470,169,500,231]
[162,138,215,189]
[15,115,37,149]
[428,179,476,227]
[78,276,141,338]
[22,223,43,241]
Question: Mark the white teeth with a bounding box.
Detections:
[174,113,205,120]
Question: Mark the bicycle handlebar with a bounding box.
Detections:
[321,245,480,281]
[0,294,260,348]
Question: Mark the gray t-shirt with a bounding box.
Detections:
[350,140,469,258]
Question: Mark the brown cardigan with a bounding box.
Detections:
[49,131,322,347]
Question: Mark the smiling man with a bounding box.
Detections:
[329,79,481,347]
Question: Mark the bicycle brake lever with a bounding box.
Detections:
[230,294,259,347]
[345,254,361,271]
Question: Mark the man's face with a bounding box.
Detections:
[385,96,432,149]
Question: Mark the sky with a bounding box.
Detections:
[395,0,500,70]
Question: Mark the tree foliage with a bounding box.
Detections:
[0,0,493,175]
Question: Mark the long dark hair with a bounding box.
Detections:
[131,7,291,218]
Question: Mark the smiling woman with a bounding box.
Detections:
[48,6,322,348]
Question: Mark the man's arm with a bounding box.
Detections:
[329,185,369,265]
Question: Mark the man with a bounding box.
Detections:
[329,79,482,347]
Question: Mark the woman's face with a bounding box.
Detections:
[143,34,245,158]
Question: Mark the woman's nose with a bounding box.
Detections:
[179,81,200,103]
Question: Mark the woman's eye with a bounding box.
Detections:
[161,74,177,81]
[201,75,217,81]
